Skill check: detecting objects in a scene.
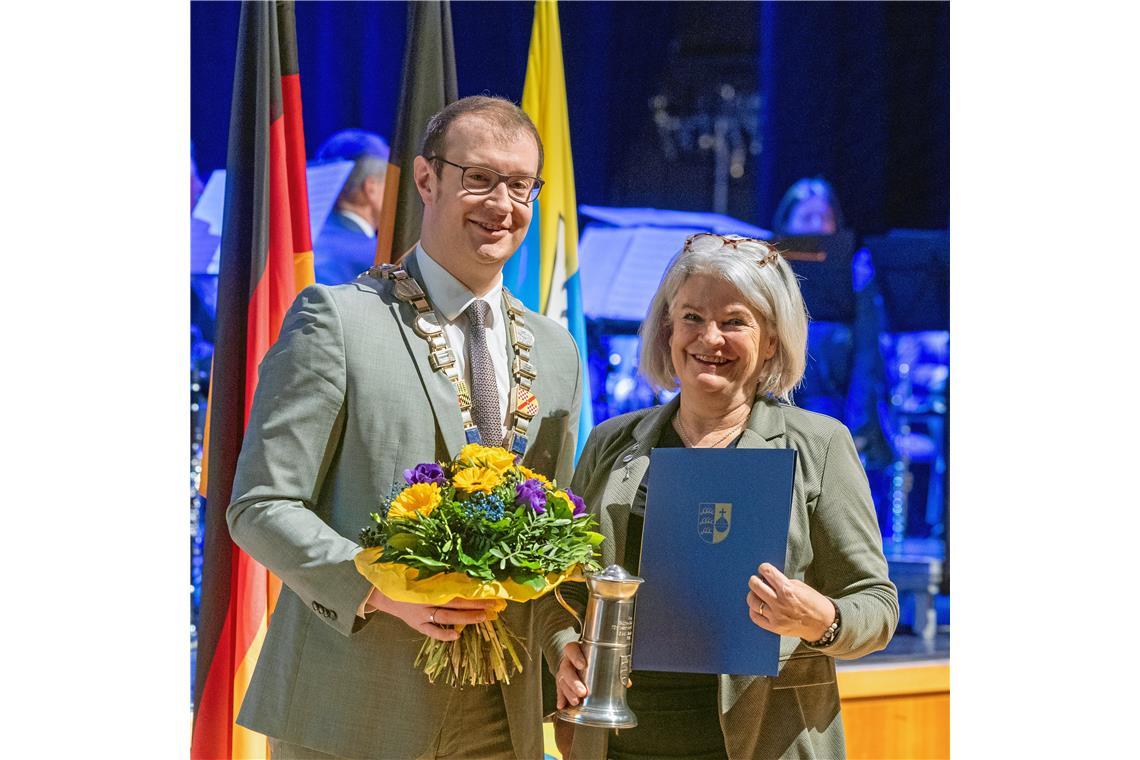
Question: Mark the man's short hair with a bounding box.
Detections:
[315,129,390,199]
[420,95,544,177]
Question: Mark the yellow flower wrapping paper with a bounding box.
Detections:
[354,547,584,619]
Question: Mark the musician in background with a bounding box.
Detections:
[773,177,893,471]
[312,129,390,284]
[772,176,841,236]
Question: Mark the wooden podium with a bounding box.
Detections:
[838,660,950,759]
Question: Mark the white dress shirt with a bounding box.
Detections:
[338,209,377,238]
[414,244,511,438]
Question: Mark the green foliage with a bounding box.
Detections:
[366,496,601,586]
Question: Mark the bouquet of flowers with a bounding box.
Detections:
[355,443,603,687]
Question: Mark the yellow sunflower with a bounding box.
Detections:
[517,465,551,487]
[456,443,516,473]
[388,482,442,518]
[453,466,503,494]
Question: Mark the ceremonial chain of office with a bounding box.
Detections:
[374,263,540,456]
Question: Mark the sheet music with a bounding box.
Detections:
[189,160,355,276]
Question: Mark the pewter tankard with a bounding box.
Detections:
[557,564,644,729]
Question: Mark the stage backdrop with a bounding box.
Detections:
[191,1,947,233]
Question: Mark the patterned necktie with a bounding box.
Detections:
[464,299,502,447]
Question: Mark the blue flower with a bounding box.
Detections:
[516,479,548,514]
[465,492,506,521]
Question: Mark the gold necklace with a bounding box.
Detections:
[374,263,539,456]
[673,412,745,449]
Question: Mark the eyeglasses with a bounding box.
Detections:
[683,232,782,266]
[426,156,544,205]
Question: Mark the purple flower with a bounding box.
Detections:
[566,488,588,518]
[403,462,446,486]
[516,479,548,514]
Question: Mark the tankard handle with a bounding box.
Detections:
[554,574,588,628]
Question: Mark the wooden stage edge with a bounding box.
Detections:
[839,659,950,760]
[542,659,951,759]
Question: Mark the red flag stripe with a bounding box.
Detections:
[244,112,298,422]
[191,543,238,758]
[281,72,313,255]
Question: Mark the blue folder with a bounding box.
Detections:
[632,448,796,676]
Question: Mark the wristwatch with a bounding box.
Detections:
[805,599,841,648]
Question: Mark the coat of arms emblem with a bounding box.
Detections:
[697,502,732,544]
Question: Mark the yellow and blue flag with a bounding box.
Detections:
[505,0,593,459]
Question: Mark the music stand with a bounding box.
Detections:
[863,229,949,332]
[576,205,772,325]
[191,160,355,275]
[775,230,858,323]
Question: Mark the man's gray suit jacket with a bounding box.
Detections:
[227,253,583,759]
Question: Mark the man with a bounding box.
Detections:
[228,96,583,759]
[312,129,389,284]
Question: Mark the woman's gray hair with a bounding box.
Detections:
[638,234,809,403]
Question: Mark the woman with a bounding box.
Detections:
[553,233,898,759]
[771,176,844,235]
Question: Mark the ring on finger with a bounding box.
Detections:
[429,608,437,625]
[758,600,766,614]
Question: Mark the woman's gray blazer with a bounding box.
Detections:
[560,395,898,759]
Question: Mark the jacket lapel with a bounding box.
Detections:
[622,397,681,491]
[391,253,467,460]
[594,398,678,566]
[738,397,787,449]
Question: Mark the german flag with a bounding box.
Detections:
[374,0,457,265]
[192,2,314,758]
